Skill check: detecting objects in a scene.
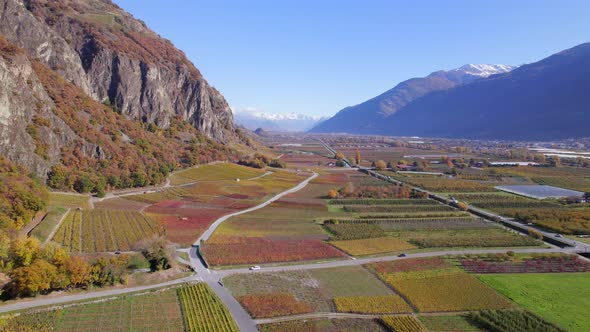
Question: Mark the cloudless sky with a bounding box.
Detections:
[114,0,590,117]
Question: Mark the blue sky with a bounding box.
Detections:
[114,0,590,117]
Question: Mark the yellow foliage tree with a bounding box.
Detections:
[328,188,339,199]
[9,259,57,296]
[66,256,92,286]
[355,150,362,165]
[10,236,40,267]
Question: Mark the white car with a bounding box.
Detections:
[249,265,261,271]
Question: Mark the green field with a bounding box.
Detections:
[479,273,590,331]
[308,266,393,297]
[170,163,264,185]
[419,314,482,331]
[177,283,239,332]
[30,206,68,242]
[224,266,394,313]
[48,192,91,209]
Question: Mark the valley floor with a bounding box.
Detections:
[3,140,590,332]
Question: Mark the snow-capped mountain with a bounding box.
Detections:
[451,64,516,78]
[233,108,328,132]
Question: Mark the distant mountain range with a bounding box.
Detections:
[311,43,590,140]
[234,109,327,132]
[310,64,515,134]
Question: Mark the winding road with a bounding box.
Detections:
[186,171,319,331]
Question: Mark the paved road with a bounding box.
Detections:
[0,275,199,314]
[255,312,382,324]
[19,211,47,237]
[193,171,318,245]
[186,171,319,332]
[358,166,590,250]
[216,247,579,276]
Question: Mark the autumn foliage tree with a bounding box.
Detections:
[375,160,387,170]
[443,156,454,168]
[328,188,339,199]
[238,153,286,169]
[9,259,57,296]
[355,150,362,165]
[456,201,469,211]
[330,184,412,199]
[0,157,47,231]
[528,228,544,240]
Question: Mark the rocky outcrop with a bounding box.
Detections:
[0,0,246,189]
[0,36,96,176]
[0,0,235,142]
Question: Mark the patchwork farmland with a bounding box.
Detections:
[124,164,309,246]
[8,137,590,332]
[323,197,541,256]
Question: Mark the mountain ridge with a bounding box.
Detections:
[310,63,515,134]
[0,0,249,193]
[374,42,590,140]
[1,0,236,142]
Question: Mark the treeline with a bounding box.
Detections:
[328,183,427,199]
[238,153,285,169]
[0,235,172,299]
[0,157,47,231]
[0,236,128,298]
[0,158,173,299]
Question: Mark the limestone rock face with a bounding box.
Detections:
[0,43,97,176]
[0,0,235,143]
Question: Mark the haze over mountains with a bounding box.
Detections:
[234,108,327,132]
[311,44,590,140]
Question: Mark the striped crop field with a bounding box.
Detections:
[177,283,239,332]
[52,209,164,252]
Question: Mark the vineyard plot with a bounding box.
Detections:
[3,288,183,332]
[382,315,428,332]
[177,283,239,332]
[52,209,164,252]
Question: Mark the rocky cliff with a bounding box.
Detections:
[0,35,92,176]
[0,0,245,192]
[0,0,235,142]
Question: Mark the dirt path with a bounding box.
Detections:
[246,171,273,181]
[186,172,319,332]
[254,312,382,324]
[43,208,71,245]
[19,211,47,237]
